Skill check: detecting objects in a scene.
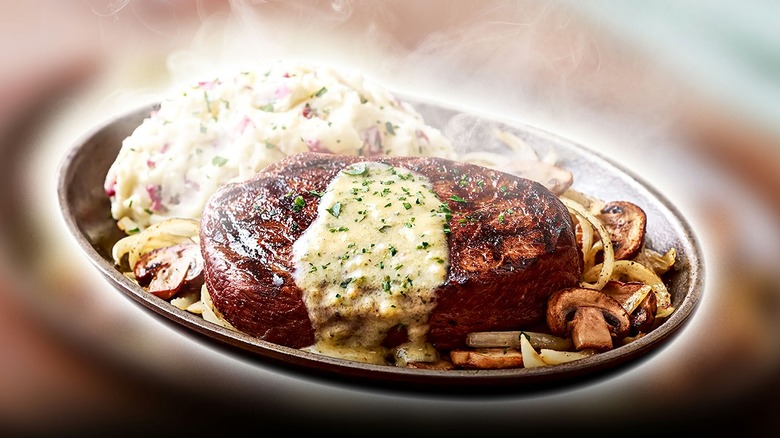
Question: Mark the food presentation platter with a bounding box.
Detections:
[57,97,703,392]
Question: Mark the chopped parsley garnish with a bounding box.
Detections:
[258,103,274,112]
[438,203,453,218]
[385,121,395,135]
[326,202,342,218]
[314,86,328,97]
[382,276,391,293]
[403,202,412,210]
[293,195,305,212]
[449,194,467,203]
[339,278,352,288]
[343,164,368,176]
[212,156,228,167]
[389,246,397,256]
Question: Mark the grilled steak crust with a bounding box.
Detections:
[200,152,582,350]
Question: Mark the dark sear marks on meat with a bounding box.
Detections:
[199,152,582,353]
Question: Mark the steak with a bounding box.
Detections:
[200,152,582,350]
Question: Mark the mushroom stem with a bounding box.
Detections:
[570,307,615,351]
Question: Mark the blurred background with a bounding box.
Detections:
[1,0,779,435]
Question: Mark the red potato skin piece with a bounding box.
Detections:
[200,152,582,350]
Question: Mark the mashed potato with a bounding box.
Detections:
[104,62,455,232]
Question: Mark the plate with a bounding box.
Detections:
[57,98,703,393]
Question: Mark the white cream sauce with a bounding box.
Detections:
[292,162,451,364]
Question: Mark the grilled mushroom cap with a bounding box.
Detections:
[546,287,631,351]
[598,201,647,260]
[134,243,204,300]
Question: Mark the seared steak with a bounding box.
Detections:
[200,152,582,350]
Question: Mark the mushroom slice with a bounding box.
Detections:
[597,201,647,260]
[450,348,524,369]
[546,288,631,351]
[134,243,204,300]
[602,280,658,335]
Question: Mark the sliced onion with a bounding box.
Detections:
[491,128,539,161]
[584,260,674,318]
[112,218,200,269]
[539,348,595,365]
[560,197,615,290]
[519,334,547,368]
[466,330,573,351]
[304,343,389,366]
[634,247,677,276]
[171,288,200,310]
[199,284,236,330]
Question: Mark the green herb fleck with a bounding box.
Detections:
[293,195,305,212]
[258,103,274,112]
[449,195,467,203]
[385,122,395,135]
[212,156,228,167]
[326,202,342,218]
[343,164,368,176]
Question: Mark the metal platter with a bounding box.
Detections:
[57,98,703,393]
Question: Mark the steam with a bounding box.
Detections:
[85,0,131,18]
